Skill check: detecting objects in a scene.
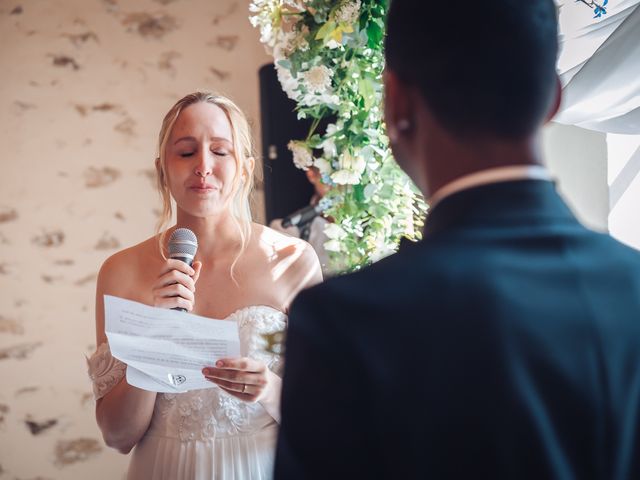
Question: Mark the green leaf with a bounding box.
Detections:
[315,21,337,41]
[358,77,375,109]
[366,20,383,49]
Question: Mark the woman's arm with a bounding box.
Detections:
[94,255,157,454]
[94,252,201,453]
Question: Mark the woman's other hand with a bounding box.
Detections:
[202,358,275,403]
[152,259,202,311]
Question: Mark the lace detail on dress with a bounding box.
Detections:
[150,306,287,440]
[236,305,286,375]
[86,342,126,400]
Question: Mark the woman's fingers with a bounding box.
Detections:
[218,385,254,401]
[202,369,267,387]
[154,282,195,302]
[214,357,265,373]
[155,269,196,291]
[211,378,263,403]
[151,259,201,310]
[153,295,194,311]
[157,259,195,278]
[192,261,202,284]
[201,357,270,402]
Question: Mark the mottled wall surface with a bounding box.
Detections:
[0,0,269,477]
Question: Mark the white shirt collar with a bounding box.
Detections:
[427,165,553,209]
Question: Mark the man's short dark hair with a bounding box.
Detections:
[385,0,559,139]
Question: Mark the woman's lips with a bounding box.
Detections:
[188,184,217,193]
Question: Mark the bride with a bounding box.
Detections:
[87,91,322,479]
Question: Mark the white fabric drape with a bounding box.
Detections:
[555,0,640,134]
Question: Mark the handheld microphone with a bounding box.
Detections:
[282,204,322,228]
[168,228,198,312]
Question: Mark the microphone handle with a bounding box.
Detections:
[171,255,194,312]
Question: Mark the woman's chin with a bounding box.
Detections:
[178,203,226,219]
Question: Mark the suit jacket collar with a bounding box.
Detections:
[421,179,578,238]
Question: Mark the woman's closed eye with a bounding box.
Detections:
[180,151,195,158]
[213,150,229,157]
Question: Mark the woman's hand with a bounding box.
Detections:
[151,259,202,311]
[202,358,275,403]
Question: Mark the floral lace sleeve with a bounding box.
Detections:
[86,342,126,400]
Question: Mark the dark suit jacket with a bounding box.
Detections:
[275,180,640,480]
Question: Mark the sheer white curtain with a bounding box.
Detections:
[555,0,640,134]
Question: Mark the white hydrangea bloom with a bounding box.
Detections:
[288,140,313,170]
[334,0,361,24]
[325,223,348,240]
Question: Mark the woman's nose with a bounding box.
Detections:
[194,150,213,177]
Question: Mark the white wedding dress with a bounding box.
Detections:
[87,306,286,480]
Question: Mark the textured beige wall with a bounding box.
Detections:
[0,0,269,478]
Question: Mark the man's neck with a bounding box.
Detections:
[427,164,552,208]
[422,133,543,199]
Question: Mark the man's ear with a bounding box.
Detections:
[383,69,413,142]
[545,76,562,123]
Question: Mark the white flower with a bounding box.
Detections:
[313,157,332,175]
[370,233,397,262]
[364,183,378,199]
[274,30,309,60]
[370,243,396,263]
[321,137,337,158]
[334,0,361,24]
[249,0,283,50]
[288,140,313,170]
[324,223,348,240]
[300,92,339,107]
[340,150,366,174]
[331,150,366,185]
[324,240,343,253]
[321,123,338,157]
[275,63,301,101]
[331,169,361,185]
[302,65,333,93]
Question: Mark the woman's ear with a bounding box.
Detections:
[155,156,165,183]
[244,156,256,180]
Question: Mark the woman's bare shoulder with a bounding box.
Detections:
[251,223,323,288]
[98,236,160,292]
[252,222,307,250]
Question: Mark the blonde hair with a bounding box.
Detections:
[155,91,256,278]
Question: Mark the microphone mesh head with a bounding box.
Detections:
[168,228,198,259]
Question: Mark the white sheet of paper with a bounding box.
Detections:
[104,295,240,393]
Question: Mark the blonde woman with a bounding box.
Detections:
[87,92,322,479]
